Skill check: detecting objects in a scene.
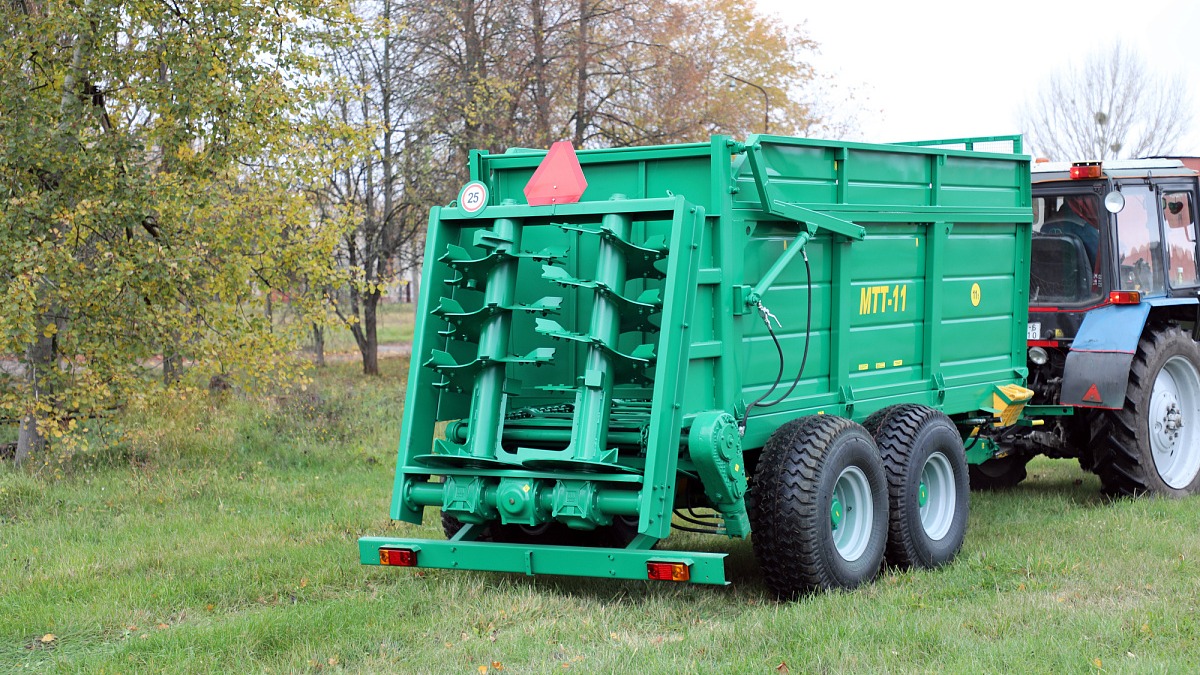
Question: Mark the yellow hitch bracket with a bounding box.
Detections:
[987,383,1035,428]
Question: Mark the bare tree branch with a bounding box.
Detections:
[1020,42,1193,161]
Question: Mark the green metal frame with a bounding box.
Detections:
[359,537,730,585]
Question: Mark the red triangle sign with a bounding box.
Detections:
[1082,383,1103,403]
[524,141,587,206]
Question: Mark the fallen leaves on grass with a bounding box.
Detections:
[25,634,57,651]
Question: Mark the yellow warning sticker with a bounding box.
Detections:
[858,364,869,371]
[970,282,981,307]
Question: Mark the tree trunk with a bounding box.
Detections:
[312,322,326,367]
[162,329,183,386]
[531,0,551,147]
[459,0,486,154]
[361,290,381,376]
[573,0,591,146]
[14,327,56,467]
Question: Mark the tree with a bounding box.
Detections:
[1019,42,1193,161]
[316,0,443,375]
[579,0,824,145]
[314,0,835,375]
[1,0,345,465]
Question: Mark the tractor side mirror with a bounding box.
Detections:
[1104,190,1125,214]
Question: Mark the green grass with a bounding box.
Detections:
[319,303,416,355]
[4,363,1200,672]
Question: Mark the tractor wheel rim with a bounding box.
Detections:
[832,465,873,562]
[918,451,956,541]
[1150,355,1200,489]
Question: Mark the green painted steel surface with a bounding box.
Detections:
[359,537,729,585]
[365,134,1032,584]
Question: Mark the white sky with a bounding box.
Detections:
[752,0,1200,154]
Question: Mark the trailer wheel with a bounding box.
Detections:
[749,415,887,598]
[863,405,968,569]
[966,455,1030,490]
[1093,326,1200,497]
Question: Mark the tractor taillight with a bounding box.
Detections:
[1109,290,1141,305]
[646,561,691,582]
[379,548,418,567]
[1070,162,1102,179]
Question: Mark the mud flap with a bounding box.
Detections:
[1061,350,1135,409]
[1060,304,1149,409]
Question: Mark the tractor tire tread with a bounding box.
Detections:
[749,415,886,598]
[1092,326,1200,497]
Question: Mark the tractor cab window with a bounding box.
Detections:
[1114,184,1164,293]
[1030,193,1103,305]
[1161,191,1198,288]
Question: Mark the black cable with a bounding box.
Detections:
[743,317,786,412]
[674,508,720,528]
[963,429,980,452]
[687,507,720,522]
[742,250,814,428]
[670,523,722,535]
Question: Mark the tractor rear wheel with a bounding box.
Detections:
[749,415,888,598]
[863,405,968,569]
[1093,326,1200,496]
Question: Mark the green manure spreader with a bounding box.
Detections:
[360,134,1049,598]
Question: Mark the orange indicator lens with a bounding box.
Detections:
[379,548,417,566]
[646,561,690,582]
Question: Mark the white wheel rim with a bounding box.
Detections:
[1149,354,1200,489]
[831,465,874,562]
[918,451,956,541]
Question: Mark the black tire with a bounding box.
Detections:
[967,454,1030,490]
[441,511,492,541]
[1092,326,1200,497]
[749,415,888,598]
[863,405,969,570]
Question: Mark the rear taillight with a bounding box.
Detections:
[646,561,691,582]
[379,548,418,567]
[1070,162,1102,179]
[1109,290,1141,305]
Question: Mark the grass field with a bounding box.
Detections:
[4,359,1200,673]
[318,303,416,356]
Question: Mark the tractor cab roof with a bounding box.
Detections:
[1032,158,1196,183]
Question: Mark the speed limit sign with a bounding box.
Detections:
[458,181,489,216]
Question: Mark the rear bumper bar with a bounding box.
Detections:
[359,536,730,586]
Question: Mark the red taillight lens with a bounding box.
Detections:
[1070,162,1102,179]
[379,548,418,567]
[646,561,690,582]
[1109,290,1141,305]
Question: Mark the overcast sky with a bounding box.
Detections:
[751,0,1200,154]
